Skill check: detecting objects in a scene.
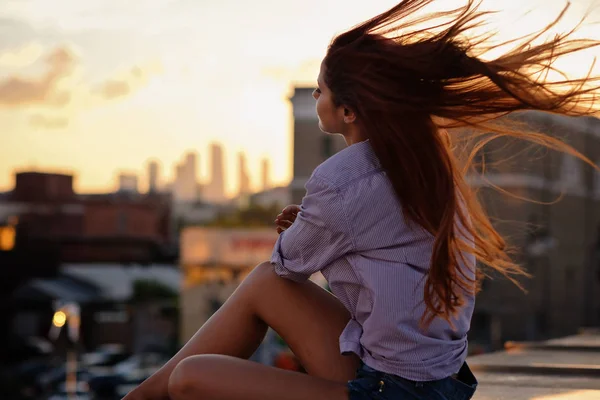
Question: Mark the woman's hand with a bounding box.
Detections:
[275,205,300,234]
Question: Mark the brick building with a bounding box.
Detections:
[2,171,173,264]
[289,86,600,346]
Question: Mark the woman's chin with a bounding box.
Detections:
[318,121,331,134]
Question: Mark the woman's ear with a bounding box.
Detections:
[343,107,356,124]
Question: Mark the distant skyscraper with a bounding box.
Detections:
[261,157,270,191]
[173,164,186,201]
[184,152,198,187]
[172,152,199,202]
[118,172,139,194]
[184,151,199,201]
[148,160,160,193]
[205,143,226,203]
[238,152,251,196]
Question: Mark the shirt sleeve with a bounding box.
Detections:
[270,176,354,283]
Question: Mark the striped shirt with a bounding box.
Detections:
[270,139,475,381]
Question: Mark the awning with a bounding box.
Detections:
[13,275,102,303]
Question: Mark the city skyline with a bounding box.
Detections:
[1,0,598,195]
[1,143,273,202]
[3,144,272,198]
[125,143,273,200]
[3,142,279,199]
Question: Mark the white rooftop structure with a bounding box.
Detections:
[63,264,181,301]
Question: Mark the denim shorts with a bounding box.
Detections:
[347,362,477,400]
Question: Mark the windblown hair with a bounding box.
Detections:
[323,0,600,327]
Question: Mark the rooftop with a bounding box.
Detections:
[469,329,600,399]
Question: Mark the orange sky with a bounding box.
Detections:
[0,0,598,197]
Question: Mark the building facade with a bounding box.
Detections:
[468,113,600,345]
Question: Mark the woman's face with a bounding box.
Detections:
[313,62,345,134]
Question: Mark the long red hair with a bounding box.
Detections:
[323,0,600,327]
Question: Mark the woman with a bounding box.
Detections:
[124,1,599,399]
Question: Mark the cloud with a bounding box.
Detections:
[29,114,69,129]
[93,63,162,100]
[0,40,161,112]
[44,46,77,80]
[97,79,130,99]
[0,45,77,108]
[0,42,43,67]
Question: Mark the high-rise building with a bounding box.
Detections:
[204,143,226,203]
[184,152,199,201]
[148,160,160,193]
[184,152,198,188]
[238,152,251,197]
[173,164,186,201]
[172,152,199,202]
[290,87,347,204]
[261,157,270,191]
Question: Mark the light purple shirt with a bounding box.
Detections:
[270,139,475,381]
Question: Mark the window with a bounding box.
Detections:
[0,216,17,251]
[559,153,583,194]
[0,225,15,250]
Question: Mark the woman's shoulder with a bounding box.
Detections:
[311,140,384,191]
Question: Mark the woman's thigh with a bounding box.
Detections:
[241,262,359,382]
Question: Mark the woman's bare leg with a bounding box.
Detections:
[125,261,359,399]
[168,355,349,400]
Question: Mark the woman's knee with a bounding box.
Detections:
[168,356,215,399]
[168,357,194,399]
[239,261,282,295]
[250,261,277,280]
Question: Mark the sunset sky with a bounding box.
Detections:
[0,0,598,197]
